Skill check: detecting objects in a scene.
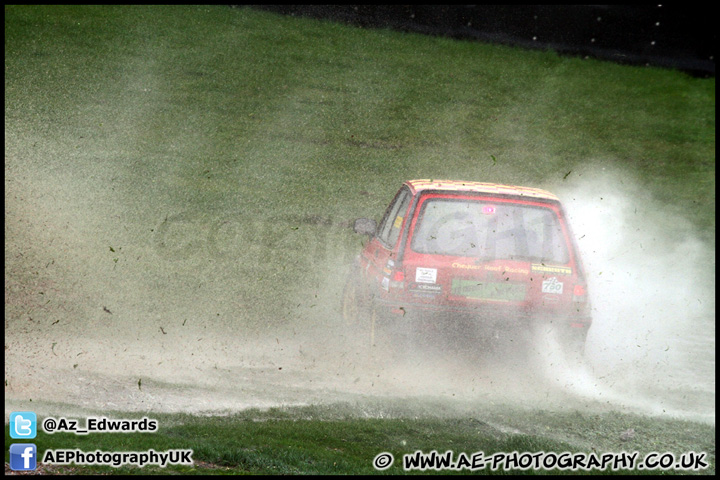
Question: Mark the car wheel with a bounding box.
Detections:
[369,302,396,360]
[341,270,378,353]
[561,328,588,361]
[539,322,588,362]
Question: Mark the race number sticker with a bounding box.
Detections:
[415,267,437,284]
[541,277,564,294]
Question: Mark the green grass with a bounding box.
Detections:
[5,4,715,476]
[5,6,714,216]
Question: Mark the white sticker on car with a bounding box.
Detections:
[416,267,437,284]
[542,277,564,294]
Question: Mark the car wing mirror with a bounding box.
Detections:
[353,218,377,237]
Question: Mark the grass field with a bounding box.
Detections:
[5,5,715,474]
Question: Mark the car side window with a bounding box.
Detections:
[377,187,411,248]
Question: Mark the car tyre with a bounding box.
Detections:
[341,268,379,355]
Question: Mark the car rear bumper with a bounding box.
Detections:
[373,297,591,336]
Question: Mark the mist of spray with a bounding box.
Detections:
[535,166,716,423]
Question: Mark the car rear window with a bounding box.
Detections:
[410,198,569,263]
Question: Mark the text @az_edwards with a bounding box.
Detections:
[42,416,157,435]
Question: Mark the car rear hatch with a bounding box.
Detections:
[397,193,586,318]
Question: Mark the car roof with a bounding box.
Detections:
[404,179,560,202]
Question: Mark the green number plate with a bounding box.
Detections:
[451,279,526,301]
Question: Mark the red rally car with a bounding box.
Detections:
[343,179,592,353]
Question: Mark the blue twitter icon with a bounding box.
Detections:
[10,412,37,439]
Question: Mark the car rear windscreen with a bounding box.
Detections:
[410,198,569,263]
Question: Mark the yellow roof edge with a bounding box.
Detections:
[404,179,559,201]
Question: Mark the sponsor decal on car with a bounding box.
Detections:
[452,263,529,275]
[383,259,395,276]
[542,294,560,304]
[409,283,443,297]
[415,267,437,284]
[500,266,529,275]
[532,264,572,276]
[541,277,564,294]
[452,263,484,270]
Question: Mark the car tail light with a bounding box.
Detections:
[572,284,587,305]
[572,282,591,320]
[389,268,405,290]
